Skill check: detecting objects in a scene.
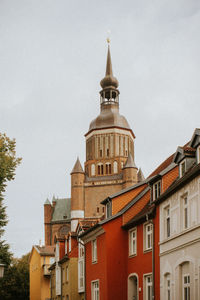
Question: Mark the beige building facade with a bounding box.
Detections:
[159,129,200,300]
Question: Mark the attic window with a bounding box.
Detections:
[106,201,112,218]
[153,180,161,201]
[180,160,186,177]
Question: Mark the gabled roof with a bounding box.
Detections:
[189,128,200,148]
[173,144,195,164]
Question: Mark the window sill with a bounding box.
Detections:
[129,253,137,258]
[143,248,152,253]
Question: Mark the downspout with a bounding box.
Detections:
[146,214,155,300]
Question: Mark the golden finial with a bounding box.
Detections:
[107,30,111,44]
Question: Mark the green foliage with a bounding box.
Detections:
[0,133,21,269]
[0,253,30,300]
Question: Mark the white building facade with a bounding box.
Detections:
[159,130,200,300]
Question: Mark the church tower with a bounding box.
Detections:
[83,41,138,217]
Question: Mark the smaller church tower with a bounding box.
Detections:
[70,157,85,231]
[122,153,138,189]
[44,198,52,246]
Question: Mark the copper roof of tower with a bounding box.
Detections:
[87,43,133,135]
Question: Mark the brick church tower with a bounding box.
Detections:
[70,41,140,231]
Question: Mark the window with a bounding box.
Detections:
[180,160,186,177]
[106,148,109,157]
[105,163,111,175]
[144,274,152,300]
[183,196,188,229]
[78,260,84,290]
[92,239,97,263]
[129,228,137,256]
[65,240,68,254]
[153,180,161,200]
[91,280,99,300]
[165,206,170,238]
[97,163,103,175]
[91,164,95,176]
[66,266,69,281]
[113,161,118,174]
[99,149,103,158]
[183,275,190,300]
[197,145,200,164]
[106,201,112,218]
[165,274,171,300]
[97,207,99,213]
[79,242,84,258]
[144,223,152,251]
[69,236,71,252]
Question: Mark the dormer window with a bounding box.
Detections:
[106,201,112,218]
[180,159,186,177]
[153,180,161,200]
[197,145,200,164]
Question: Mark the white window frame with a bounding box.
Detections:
[92,239,97,263]
[91,280,99,300]
[144,273,152,300]
[165,273,171,300]
[78,259,84,291]
[129,228,137,256]
[68,236,71,252]
[183,274,190,300]
[180,159,186,177]
[197,145,200,164]
[65,240,68,254]
[106,201,112,218]
[164,205,170,238]
[153,180,161,200]
[183,195,189,230]
[91,164,95,176]
[144,223,152,251]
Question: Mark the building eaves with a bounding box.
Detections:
[122,203,155,230]
[156,163,200,204]
[101,162,176,205]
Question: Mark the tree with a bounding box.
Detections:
[0,133,21,265]
[0,253,30,300]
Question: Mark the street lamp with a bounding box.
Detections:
[0,261,5,278]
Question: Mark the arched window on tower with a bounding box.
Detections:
[98,163,104,175]
[106,163,111,175]
[91,164,95,176]
[113,161,118,174]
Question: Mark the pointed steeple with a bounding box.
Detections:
[100,42,119,90]
[105,44,113,76]
[44,198,51,205]
[123,153,137,169]
[137,168,145,182]
[71,157,84,174]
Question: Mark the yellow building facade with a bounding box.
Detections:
[29,245,55,300]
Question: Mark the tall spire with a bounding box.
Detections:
[105,44,113,77]
[100,40,119,90]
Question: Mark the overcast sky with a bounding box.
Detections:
[1,0,200,257]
